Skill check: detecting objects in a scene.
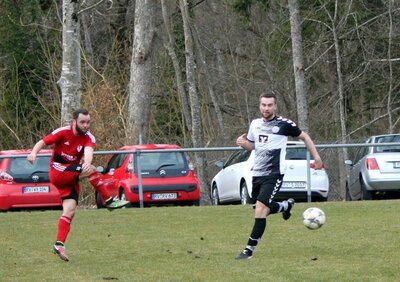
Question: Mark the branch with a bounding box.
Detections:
[346,106,400,138]
[77,0,111,16]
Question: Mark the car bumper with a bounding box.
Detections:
[364,177,400,191]
[275,190,328,201]
[126,184,201,203]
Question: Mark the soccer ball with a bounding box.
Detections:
[302,207,326,230]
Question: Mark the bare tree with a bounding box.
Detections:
[179,0,208,203]
[127,0,155,144]
[161,0,192,133]
[288,0,309,132]
[387,0,394,133]
[58,0,81,125]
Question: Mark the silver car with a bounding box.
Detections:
[345,134,400,200]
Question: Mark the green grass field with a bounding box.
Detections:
[1,200,399,282]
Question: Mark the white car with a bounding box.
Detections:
[210,141,329,205]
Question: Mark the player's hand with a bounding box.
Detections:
[313,158,324,170]
[236,133,247,147]
[0,170,13,181]
[27,153,37,164]
[81,162,94,174]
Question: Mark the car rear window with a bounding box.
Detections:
[374,135,400,153]
[8,156,50,183]
[286,147,314,160]
[136,152,189,177]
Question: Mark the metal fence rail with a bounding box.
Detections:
[1,142,400,207]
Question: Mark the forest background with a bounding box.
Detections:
[0,0,399,205]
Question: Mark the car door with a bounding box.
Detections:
[347,140,370,199]
[100,153,129,195]
[217,150,251,202]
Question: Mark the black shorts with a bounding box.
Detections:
[251,175,284,206]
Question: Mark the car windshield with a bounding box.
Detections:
[136,151,189,177]
[374,135,400,153]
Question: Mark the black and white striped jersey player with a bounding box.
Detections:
[235,92,323,260]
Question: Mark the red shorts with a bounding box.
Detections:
[49,164,82,200]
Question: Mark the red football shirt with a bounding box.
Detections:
[43,125,96,165]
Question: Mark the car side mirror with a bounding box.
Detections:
[344,160,353,166]
[214,160,224,169]
[96,166,105,173]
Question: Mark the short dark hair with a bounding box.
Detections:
[259,92,277,102]
[72,108,90,119]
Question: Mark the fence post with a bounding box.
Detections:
[306,150,312,203]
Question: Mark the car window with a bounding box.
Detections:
[9,157,50,175]
[135,151,189,177]
[374,135,400,153]
[106,153,128,171]
[225,150,250,167]
[7,156,51,183]
[286,147,314,160]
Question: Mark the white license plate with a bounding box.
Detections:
[151,193,177,200]
[394,162,400,168]
[281,181,306,188]
[22,186,50,193]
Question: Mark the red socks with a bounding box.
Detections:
[88,172,112,202]
[56,215,72,244]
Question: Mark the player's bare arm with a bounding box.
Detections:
[81,146,96,175]
[236,133,255,151]
[297,132,323,169]
[27,140,46,164]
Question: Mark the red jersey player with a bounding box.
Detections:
[27,109,129,261]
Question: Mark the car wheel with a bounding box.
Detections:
[95,192,105,209]
[211,184,220,206]
[240,182,251,205]
[345,183,352,201]
[360,179,373,200]
[120,189,127,201]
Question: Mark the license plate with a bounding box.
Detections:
[394,162,400,168]
[281,181,306,188]
[22,186,50,193]
[151,193,177,200]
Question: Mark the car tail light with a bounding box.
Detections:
[366,157,379,170]
[310,163,325,169]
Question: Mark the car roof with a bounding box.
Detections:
[119,144,182,151]
[370,134,400,139]
[0,149,53,156]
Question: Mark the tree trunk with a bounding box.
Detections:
[127,0,155,144]
[192,23,227,145]
[288,0,309,132]
[387,0,394,133]
[160,0,192,134]
[57,0,81,125]
[179,0,208,204]
[330,0,348,200]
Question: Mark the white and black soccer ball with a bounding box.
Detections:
[302,207,326,230]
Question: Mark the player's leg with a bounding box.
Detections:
[79,165,129,210]
[52,185,79,262]
[236,177,267,259]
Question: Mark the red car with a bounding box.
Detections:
[0,149,62,211]
[96,144,201,207]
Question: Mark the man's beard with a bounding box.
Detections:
[75,125,88,135]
